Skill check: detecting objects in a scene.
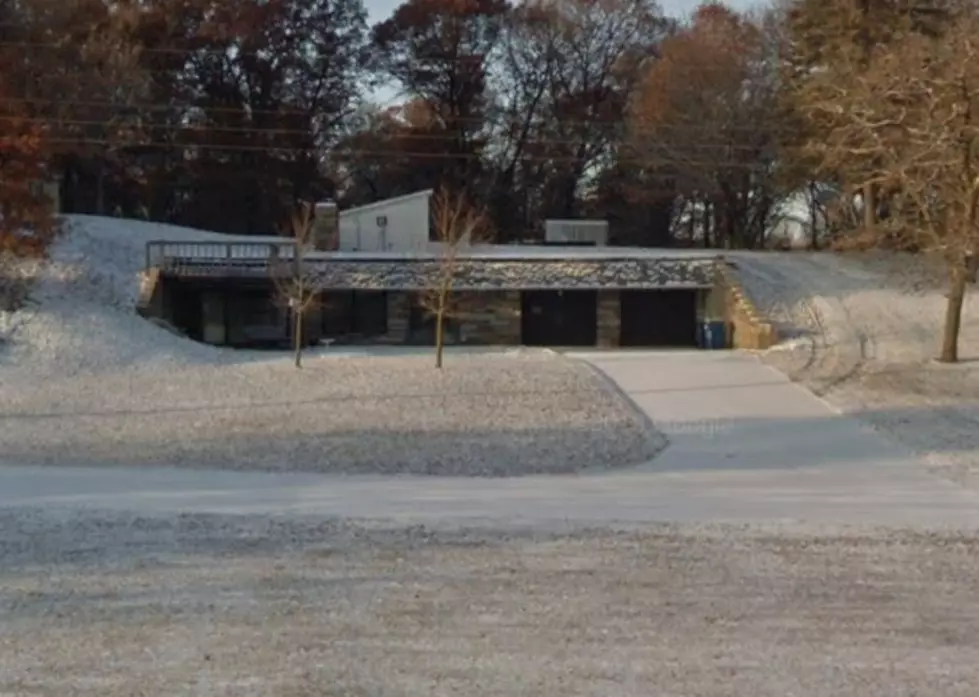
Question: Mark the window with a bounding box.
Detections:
[321,291,388,337]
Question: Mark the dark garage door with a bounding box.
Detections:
[619,290,698,347]
[521,290,597,346]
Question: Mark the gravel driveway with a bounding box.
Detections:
[4,510,979,696]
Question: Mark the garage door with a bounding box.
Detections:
[521,290,597,346]
[619,290,698,347]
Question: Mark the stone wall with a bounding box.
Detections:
[383,292,410,343]
[379,290,522,345]
[597,290,620,347]
[456,291,521,344]
[307,256,720,291]
[715,263,776,350]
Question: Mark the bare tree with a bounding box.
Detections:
[421,187,491,369]
[271,201,320,368]
[794,5,977,362]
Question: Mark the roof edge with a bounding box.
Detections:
[339,189,434,217]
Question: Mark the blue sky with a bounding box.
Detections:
[364,0,762,23]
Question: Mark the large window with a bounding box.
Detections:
[321,291,388,337]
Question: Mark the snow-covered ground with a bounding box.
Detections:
[5,513,979,696]
[6,215,979,486]
[734,250,979,488]
[0,215,662,475]
[0,215,240,373]
[7,218,979,695]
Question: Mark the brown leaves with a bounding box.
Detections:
[793,4,979,258]
[0,74,54,254]
[627,3,775,198]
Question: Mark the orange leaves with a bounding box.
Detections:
[0,71,54,252]
[637,3,758,123]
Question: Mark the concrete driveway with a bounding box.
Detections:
[2,350,977,528]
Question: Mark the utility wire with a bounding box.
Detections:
[0,97,794,136]
[36,136,780,168]
[0,114,781,151]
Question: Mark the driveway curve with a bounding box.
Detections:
[2,350,977,529]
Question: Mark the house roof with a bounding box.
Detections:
[338,189,435,218]
[305,245,724,262]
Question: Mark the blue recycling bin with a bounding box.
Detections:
[700,320,728,350]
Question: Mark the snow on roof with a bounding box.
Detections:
[307,244,722,262]
[338,189,435,217]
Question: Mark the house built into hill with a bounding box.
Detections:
[138,191,733,349]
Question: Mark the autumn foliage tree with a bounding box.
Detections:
[793,3,978,362]
[0,100,52,251]
[8,0,149,215]
[628,2,779,249]
[781,0,951,235]
[0,13,54,256]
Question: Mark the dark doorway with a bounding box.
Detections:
[171,284,204,341]
[521,290,597,346]
[321,291,388,338]
[352,291,388,336]
[619,289,698,347]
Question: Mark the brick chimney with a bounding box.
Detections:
[312,200,339,251]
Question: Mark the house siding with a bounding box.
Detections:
[338,191,433,252]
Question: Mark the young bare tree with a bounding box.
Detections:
[793,4,975,362]
[271,201,320,368]
[421,187,491,369]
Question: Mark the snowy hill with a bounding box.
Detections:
[0,215,267,376]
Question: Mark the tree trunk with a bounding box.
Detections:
[939,266,967,363]
[434,307,445,369]
[863,183,876,233]
[702,201,712,248]
[293,308,303,368]
[95,158,106,216]
[686,203,695,245]
[808,182,820,250]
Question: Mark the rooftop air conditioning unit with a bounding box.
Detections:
[544,219,609,246]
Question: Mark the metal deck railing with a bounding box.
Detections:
[145,240,298,276]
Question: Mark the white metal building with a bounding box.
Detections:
[338,189,433,252]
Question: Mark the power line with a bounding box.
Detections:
[38,136,781,168]
[0,114,781,151]
[0,96,795,135]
